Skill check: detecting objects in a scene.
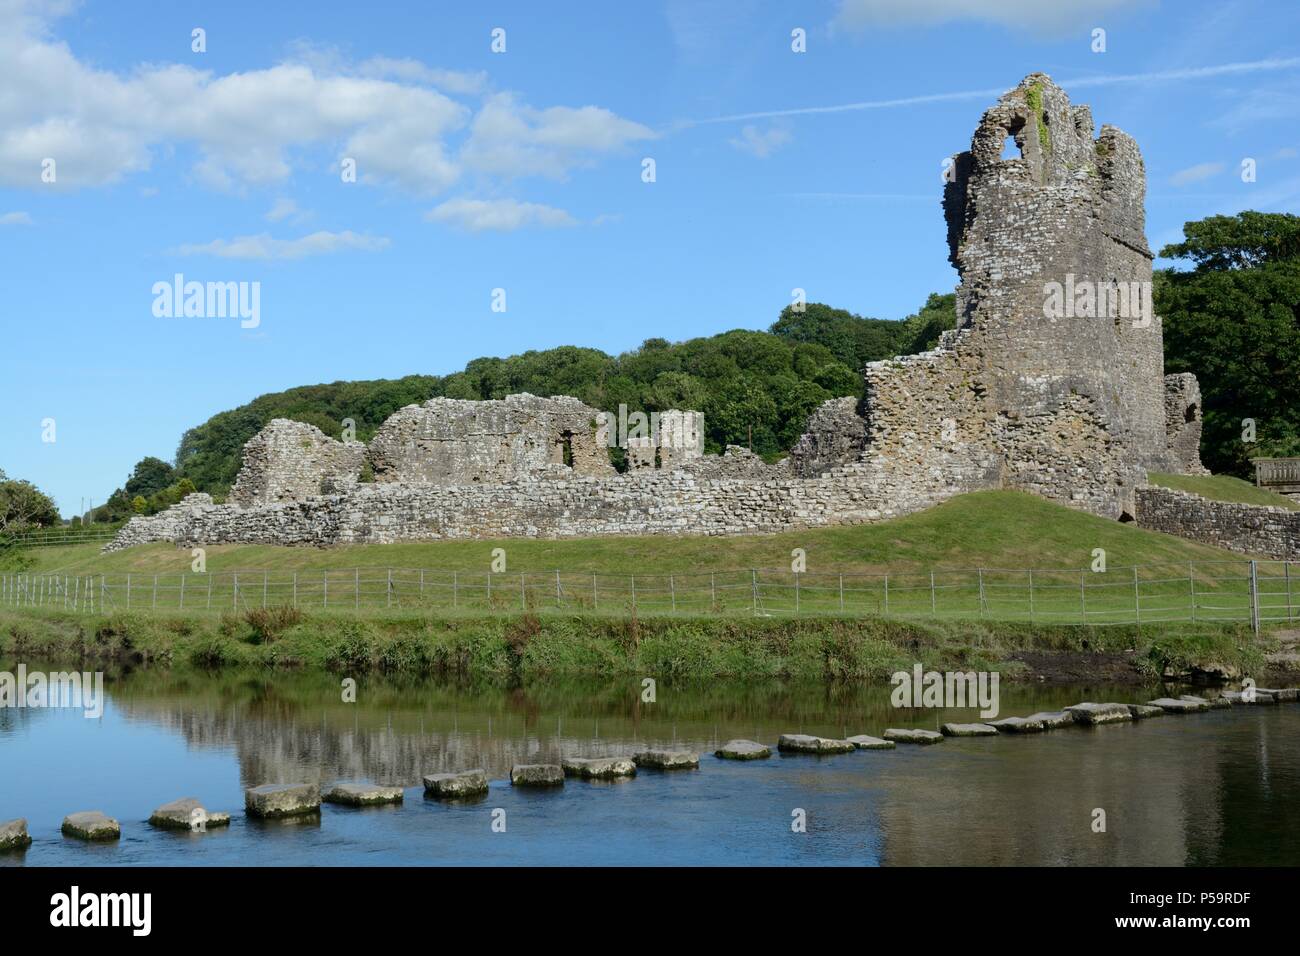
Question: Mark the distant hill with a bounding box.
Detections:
[89,295,955,521]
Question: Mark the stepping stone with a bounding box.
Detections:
[149,797,232,831]
[1185,695,1231,710]
[777,734,857,754]
[244,783,321,818]
[0,819,31,852]
[562,757,637,779]
[1256,688,1298,702]
[941,723,999,737]
[846,735,895,750]
[1064,702,1134,725]
[423,769,489,798]
[714,739,771,760]
[883,728,944,745]
[632,750,700,770]
[989,716,1046,734]
[1148,697,1209,714]
[61,811,120,841]
[1026,711,1075,729]
[1222,690,1277,705]
[1128,704,1165,719]
[511,764,564,787]
[323,782,404,806]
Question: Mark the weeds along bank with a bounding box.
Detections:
[0,606,1266,683]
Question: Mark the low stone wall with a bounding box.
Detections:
[1135,487,1300,560]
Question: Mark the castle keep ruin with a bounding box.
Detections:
[106,75,1212,554]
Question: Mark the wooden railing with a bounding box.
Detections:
[1253,457,1300,493]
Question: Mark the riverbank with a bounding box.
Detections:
[0,605,1274,683]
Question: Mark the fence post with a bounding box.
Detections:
[1287,561,1294,621]
[1028,570,1034,622]
[233,572,238,611]
[520,573,526,610]
[977,569,987,616]
[631,574,637,613]
[126,572,131,609]
[711,573,716,610]
[322,572,327,609]
[592,573,597,610]
[1189,563,1196,623]
[1249,560,1260,636]
[929,572,936,615]
[292,573,297,608]
[387,569,392,608]
[487,572,492,608]
[556,570,562,608]
[453,571,458,609]
[263,571,268,608]
[206,574,212,610]
[152,574,158,610]
[794,573,800,615]
[355,569,359,610]
[670,575,676,612]
[179,574,185,610]
[839,574,844,612]
[750,569,757,613]
[884,574,889,615]
[1079,570,1086,620]
[1132,566,1140,625]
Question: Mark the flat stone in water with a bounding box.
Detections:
[1064,702,1134,725]
[846,735,895,750]
[941,723,998,737]
[777,734,857,754]
[1184,695,1231,710]
[0,818,32,852]
[714,739,771,760]
[1222,690,1277,705]
[1256,688,1299,702]
[1027,711,1075,729]
[245,783,321,818]
[323,782,404,806]
[632,750,700,770]
[62,811,120,841]
[423,769,489,798]
[1128,704,1165,719]
[562,757,637,779]
[1148,697,1209,714]
[149,797,232,831]
[511,764,565,787]
[988,716,1046,733]
[883,728,944,745]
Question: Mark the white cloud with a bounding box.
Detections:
[0,3,648,195]
[461,93,655,180]
[176,230,390,260]
[425,198,577,232]
[0,211,32,225]
[265,198,302,222]
[832,0,1150,36]
[1170,162,1225,186]
[729,124,792,158]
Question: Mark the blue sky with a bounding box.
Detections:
[2,0,1299,516]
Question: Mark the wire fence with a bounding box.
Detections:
[3,559,1297,632]
[0,528,119,550]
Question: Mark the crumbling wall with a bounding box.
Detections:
[626,409,704,471]
[788,397,868,478]
[367,393,613,485]
[229,420,366,507]
[1161,373,1209,475]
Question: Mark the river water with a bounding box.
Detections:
[1,665,1296,866]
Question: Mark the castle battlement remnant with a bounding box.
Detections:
[105,74,1209,554]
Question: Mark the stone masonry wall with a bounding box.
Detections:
[1161,373,1209,474]
[366,394,613,485]
[1135,487,1300,560]
[229,420,366,507]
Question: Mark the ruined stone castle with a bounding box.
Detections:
[106,75,1217,554]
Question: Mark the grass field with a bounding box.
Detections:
[1147,472,1300,510]
[3,490,1262,578]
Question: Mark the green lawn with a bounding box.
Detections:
[1147,472,1300,511]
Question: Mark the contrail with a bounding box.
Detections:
[689,57,1300,125]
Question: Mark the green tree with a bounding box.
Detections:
[124,456,176,498]
[1156,211,1300,476]
[0,476,60,534]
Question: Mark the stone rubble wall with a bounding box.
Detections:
[788,396,868,478]
[1135,487,1300,560]
[1161,373,1209,475]
[626,409,704,471]
[366,393,613,485]
[229,420,367,507]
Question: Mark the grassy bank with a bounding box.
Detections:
[4,491,1260,579]
[1148,472,1300,510]
[0,604,1268,684]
